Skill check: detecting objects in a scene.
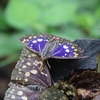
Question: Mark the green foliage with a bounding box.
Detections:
[0,0,100,68]
[0,8,9,31]
[5,0,41,29]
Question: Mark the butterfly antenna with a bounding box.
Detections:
[46,60,54,84]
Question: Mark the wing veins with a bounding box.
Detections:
[38,43,41,52]
[52,49,62,56]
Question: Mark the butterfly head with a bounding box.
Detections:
[40,55,47,61]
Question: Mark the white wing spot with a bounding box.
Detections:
[16,78,18,80]
[31,44,33,46]
[10,91,14,93]
[26,62,31,66]
[37,38,43,42]
[31,54,37,57]
[17,91,23,96]
[25,72,30,77]
[19,69,21,71]
[11,95,15,99]
[24,78,28,82]
[33,61,40,66]
[65,49,70,52]
[32,40,37,43]
[22,65,27,68]
[19,78,22,80]
[31,70,37,74]
[21,96,28,100]
[63,45,68,49]
[18,71,22,74]
[65,54,67,56]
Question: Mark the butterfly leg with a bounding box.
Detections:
[39,61,44,72]
[39,60,51,71]
[46,60,51,69]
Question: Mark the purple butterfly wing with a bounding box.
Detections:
[18,33,84,59]
[11,47,52,87]
[51,38,84,59]
[18,36,47,53]
[4,82,40,100]
[17,33,54,54]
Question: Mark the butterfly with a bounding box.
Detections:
[4,47,53,100]
[4,81,77,100]
[4,82,42,100]
[18,33,84,61]
[11,47,52,86]
[4,82,68,100]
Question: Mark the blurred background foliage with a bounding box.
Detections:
[0,0,100,68]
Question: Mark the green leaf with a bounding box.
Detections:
[75,13,94,30]
[95,6,100,18]
[89,20,100,38]
[4,0,77,30]
[0,8,9,30]
[5,0,40,29]
[0,32,33,68]
[0,53,20,68]
[41,2,77,26]
[0,32,31,58]
[50,26,89,41]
